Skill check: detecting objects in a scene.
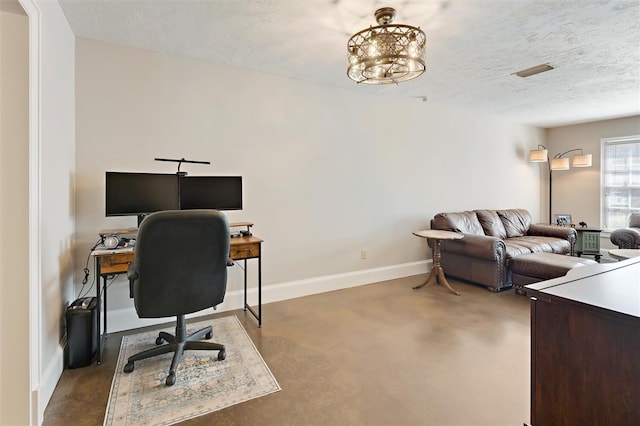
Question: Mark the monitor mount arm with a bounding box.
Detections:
[154,157,211,176]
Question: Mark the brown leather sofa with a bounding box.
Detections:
[430,209,576,292]
[609,212,640,249]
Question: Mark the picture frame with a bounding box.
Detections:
[554,214,572,227]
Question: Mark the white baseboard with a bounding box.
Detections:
[38,344,65,423]
[107,260,429,333]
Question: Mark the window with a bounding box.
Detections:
[601,135,640,231]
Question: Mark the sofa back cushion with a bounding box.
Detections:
[431,211,484,235]
[630,212,640,228]
[497,209,532,238]
[475,210,507,239]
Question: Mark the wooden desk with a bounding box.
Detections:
[92,229,263,364]
[525,258,640,425]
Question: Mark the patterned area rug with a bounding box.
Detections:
[104,315,280,425]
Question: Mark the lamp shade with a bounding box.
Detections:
[529,149,548,162]
[572,153,592,167]
[550,157,570,170]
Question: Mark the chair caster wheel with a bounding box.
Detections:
[166,374,176,386]
[123,362,134,373]
[217,349,226,361]
[205,331,213,340]
[155,337,164,345]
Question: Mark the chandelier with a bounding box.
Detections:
[347,7,426,85]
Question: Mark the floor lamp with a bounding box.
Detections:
[529,145,592,224]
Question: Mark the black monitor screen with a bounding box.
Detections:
[179,176,243,210]
[105,172,179,216]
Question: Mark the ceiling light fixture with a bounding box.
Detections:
[512,64,554,78]
[347,7,426,85]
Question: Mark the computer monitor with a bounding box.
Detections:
[105,172,179,218]
[179,176,243,211]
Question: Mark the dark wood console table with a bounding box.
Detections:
[525,258,640,425]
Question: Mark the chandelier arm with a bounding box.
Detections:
[385,57,400,85]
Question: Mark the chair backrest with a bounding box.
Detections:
[131,209,230,318]
[630,212,640,228]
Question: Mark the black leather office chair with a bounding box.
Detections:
[123,210,230,386]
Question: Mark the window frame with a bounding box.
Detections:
[600,135,640,232]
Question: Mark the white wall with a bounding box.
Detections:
[75,38,545,331]
[547,116,640,250]
[36,0,76,421]
[0,8,30,425]
[3,0,78,424]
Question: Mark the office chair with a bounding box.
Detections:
[123,209,230,386]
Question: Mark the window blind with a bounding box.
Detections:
[601,136,640,231]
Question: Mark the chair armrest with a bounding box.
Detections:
[528,224,577,243]
[610,227,640,249]
[439,234,506,261]
[127,262,138,298]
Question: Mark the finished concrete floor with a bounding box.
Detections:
[43,275,532,426]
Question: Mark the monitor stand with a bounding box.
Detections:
[137,214,147,227]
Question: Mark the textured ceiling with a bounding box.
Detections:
[58,0,640,128]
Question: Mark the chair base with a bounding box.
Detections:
[123,315,225,386]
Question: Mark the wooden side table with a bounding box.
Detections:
[412,230,464,295]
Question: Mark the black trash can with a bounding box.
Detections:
[66,297,98,368]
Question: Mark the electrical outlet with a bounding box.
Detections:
[361,249,367,260]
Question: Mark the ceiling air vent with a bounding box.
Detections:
[512,64,554,78]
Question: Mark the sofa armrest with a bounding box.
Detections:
[610,227,640,249]
[528,224,577,244]
[437,234,506,261]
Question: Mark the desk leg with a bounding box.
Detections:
[242,257,262,327]
[258,255,262,327]
[103,275,108,337]
[95,258,103,364]
[96,275,109,364]
[243,258,248,313]
[96,261,100,364]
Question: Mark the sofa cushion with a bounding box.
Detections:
[431,211,484,235]
[504,240,536,259]
[475,210,507,239]
[526,236,572,254]
[504,236,572,259]
[497,209,532,238]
